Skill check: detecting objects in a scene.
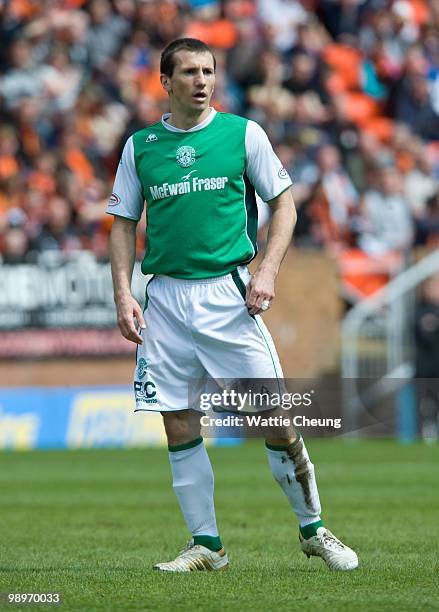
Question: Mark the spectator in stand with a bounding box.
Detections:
[226,13,262,89]
[405,147,438,219]
[275,141,320,245]
[256,0,308,53]
[0,39,52,110]
[394,74,439,140]
[1,226,30,264]
[416,190,439,247]
[311,144,358,248]
[292,20,331,58]
[247,48,294,140]
[209,49,244,114]
[27,152,58,199]
[318,0,365,40]
[86,0,130,69]
[30,195,80,253]
[284,52,325,99]
[40,45,84,113]
[357,166,413,256]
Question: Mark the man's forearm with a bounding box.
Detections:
[109,216,146,344]
[257,188,297,277]
[109,216,138,300]
[246,188,296,314]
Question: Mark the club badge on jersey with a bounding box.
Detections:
[176,145,196,168]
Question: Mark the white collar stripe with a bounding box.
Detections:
[160,108,217,133]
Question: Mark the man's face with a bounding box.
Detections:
[162,50,215,114]
[381,168,401,195]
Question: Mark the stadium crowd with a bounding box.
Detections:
[1,0,438,296]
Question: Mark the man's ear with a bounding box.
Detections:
[160,74,171,93]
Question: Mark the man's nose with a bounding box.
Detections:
[194,69,206,85]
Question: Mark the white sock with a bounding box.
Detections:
[266,435,322,527]
[168,437,219,537]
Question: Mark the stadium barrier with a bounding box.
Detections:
[0,386,165,450]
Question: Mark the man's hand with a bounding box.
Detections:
[115,293,146,344]
[246,267,276,315]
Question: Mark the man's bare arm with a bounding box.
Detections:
[246,187,297,315]
[110,216,145,344]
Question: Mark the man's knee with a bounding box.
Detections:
[162,409,201,446]
[261,407,297,445]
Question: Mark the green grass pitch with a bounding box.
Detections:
[1,440,438,611]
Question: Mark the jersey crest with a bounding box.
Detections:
[176,145,196,168]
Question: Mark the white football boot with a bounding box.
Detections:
[299,527,358,571]
[153,540,229,572]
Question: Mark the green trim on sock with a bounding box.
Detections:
[300,519,324,540]
[265,433,302,452]
[193,535,223,552]
[265,442,289,451]
[289,433,302,448]
[168,436,203,453]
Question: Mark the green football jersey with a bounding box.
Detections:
[107,109,292,279]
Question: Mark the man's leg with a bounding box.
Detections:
[153,409,228,572]
[264,414,322,533]
[264,412,358,571]
[163,409,221,548]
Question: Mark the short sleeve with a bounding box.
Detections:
[106,136,144,221]
[245,120,292,202]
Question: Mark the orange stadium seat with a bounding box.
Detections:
[9,0,41,19]
[27,171,57,196]
[339,249,403,300]
[343,92,381,126]
[65,148,95,185]
[186,19,238,50]
[361,116,394,143]
[410,0,430,24]
[323,44,362,90]
[0,156,19,180]
[138,69,168,101]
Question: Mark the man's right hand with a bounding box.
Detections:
[115,293,146,344]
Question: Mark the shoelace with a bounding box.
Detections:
[178,540,195,556]
[317,532,345,551]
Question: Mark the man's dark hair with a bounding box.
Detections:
[160,38,216,77]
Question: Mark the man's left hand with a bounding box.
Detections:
[245,268,276,315]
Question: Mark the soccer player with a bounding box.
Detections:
[108,38,358,572]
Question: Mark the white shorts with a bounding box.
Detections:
[134,266,283,412]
